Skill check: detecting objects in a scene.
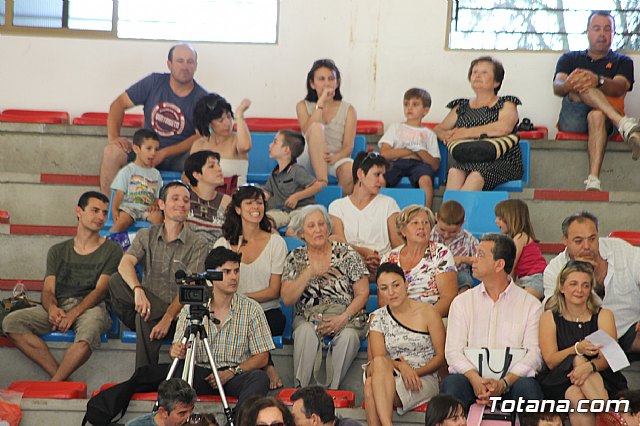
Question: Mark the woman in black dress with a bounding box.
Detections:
[434,56,523,191]
[538,260,627,426]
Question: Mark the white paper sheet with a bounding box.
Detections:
[585,329,630,372]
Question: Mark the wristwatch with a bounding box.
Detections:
[232,365,244,376]
[597,75,605,88]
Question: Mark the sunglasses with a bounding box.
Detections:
[359,151,381,167]
[206,97,221,111]
[564,259,595,271]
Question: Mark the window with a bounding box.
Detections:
[448,0,640,51]
[1,0,278,44]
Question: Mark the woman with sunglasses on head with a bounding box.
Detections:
[329,151,402,276]
[213,185,287,389]
[296,59,357,195]
[192,93,252,186]
[538,260,627,426]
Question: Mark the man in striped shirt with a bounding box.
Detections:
[169,246,273,419]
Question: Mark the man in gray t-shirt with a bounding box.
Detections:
[3,192,123,381]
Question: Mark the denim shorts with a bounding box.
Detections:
[558,96,616,136]
[517,273,544,298]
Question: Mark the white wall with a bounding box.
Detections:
[1,0,638,136]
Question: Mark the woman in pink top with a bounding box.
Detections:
[495,199,547,299]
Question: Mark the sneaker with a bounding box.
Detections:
[584,175,602,191]
[618,117,640,160]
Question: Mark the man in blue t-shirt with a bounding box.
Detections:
[100,44,208,194]
[553,10,639,191]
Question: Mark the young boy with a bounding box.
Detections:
[263,130,323,231]
[378,88,440,207]
[521,411,564,426]
[110,129,163,232]
[430,200,478,292]
[183,150,230,245]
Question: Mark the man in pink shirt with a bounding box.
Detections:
[441,233,543,412]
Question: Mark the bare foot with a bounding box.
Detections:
[266,365,283,390]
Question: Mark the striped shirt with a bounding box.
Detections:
[173,293,275,367]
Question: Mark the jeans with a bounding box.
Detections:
[441,373,543,412]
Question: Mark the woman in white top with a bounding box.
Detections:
[214,185,287,389]
[329,151,402,275]
[296,59,357,195]
[192,93,252,186]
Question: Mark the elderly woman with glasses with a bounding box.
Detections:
[329,151,402,276]
[281,204,369,389]
[213,185,288,389]
[296,59,357,195]
[191,93,252,186]
[380,205,457,317]
[538,260,627,426]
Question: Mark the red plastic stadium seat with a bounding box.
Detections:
[93,383,238,403]
[0,336,15,347]
[556,131,623,142]
[244,118,300,132]
[8,381,87,399]
[73,112,144,127]
[0,109,70,124]
[422,122,438,129]
[608,230,640,246]
[276,388,355,408]
[0,210,9,224]
[362,400,427,412]
[356,120,384,135]
[517,126,548,140]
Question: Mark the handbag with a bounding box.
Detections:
[448,133,520,163]
[0,282,40,336]
[303,303,368,387]
[464,347,528,380]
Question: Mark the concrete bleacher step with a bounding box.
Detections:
[529,139,640,191]
[0,234,67,281]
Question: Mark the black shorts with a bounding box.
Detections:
[385,158,435,188]
[618,322,638,353]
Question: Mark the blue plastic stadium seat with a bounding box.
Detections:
[272,335,283,349]
[121,330,172,345]
[365,295,379,314]
[316,185,342,209]
[379,187,426,209]
[442,190,509,239]
[160,171,182,182]
[103,189,152,233]
[247,133,278,184]
[43,330,108,343]
[283,236,304,252]
[280,301,294,341]
[395,140,448,189]
[369,282,377,295]
[493,141,530,192]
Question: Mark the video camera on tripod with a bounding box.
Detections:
[174,269,223,306]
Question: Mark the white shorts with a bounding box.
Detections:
[362,364,439,415]
[298,145,353,178]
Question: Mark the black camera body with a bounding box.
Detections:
[175,270,223,305]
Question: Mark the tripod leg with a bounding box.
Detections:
[202,336,235,426]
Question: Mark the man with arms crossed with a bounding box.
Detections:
[553,10,639,191]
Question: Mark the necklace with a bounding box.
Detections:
[568,309,590,328]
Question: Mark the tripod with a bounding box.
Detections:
[162,303,235,426]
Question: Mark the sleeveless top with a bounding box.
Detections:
[369,305,436,375]
[513,240,547,278]
[186,191,225,245]
[305,100,350,153]
[446,96,523,190]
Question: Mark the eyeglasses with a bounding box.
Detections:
[359,151,381,168]
[256,423,285,426]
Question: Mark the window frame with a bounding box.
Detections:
[0,0,279,44]
[445,0,640,54]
